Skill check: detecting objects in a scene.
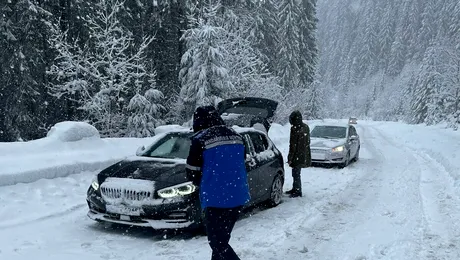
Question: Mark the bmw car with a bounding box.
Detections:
[309,123,360,168]
[86,97,285,230]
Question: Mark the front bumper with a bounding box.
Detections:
[86,187,202,230]
[87,210,194,229]
[311,148,347,164]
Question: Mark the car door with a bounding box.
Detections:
[247,132,276,201]
[348,126,359,158]
[242,133,260,205]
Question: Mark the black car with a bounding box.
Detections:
[86,97,285,230]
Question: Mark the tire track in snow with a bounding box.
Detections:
[370,125,460,260]
[0,171,94,230]
[413,152,460,260]
[268,124,390,259]
[299,124,428,260]
[219,126,378,259]
[0,204,86,230]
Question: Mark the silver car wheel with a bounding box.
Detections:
[270,175,283,206]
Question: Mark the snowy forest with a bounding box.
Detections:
[317,0,460,129]
[0,0,318,141]
[1,0,460,142]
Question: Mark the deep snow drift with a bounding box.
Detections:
[0,120,459,260]
[0,121,161,186]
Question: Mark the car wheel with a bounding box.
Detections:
[339,152,350,168]
[268,174,283,207]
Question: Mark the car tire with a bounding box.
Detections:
[339,152,350,168]
[268,174,283,207]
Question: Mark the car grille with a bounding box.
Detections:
[100,178,155,204]
[101,187,153,201]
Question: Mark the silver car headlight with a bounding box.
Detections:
[91,176,99,191]
[157,182,196,198]
[332,146,344,152]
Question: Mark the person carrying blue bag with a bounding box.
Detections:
[186,105,250,260]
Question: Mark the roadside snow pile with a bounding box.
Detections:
[0,136,160,187]
[46,121,100,142]
[0,122,195,187]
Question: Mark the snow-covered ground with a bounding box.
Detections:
[0,133,158,186]
[0,120,459,259]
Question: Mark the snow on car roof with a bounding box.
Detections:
[312,123,350,128]
[232,125,266,134]
[153,125,266,135]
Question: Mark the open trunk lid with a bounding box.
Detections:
[217,97,278,131]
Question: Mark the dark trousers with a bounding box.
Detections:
[292,167,302,194]
[205,206,242,260]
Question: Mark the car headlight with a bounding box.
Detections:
[91,177,99,191]
[157,182,196,198]
[332,146,344,152]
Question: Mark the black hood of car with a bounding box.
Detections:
[97,158,189,190]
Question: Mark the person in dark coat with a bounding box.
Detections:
[186,105,250,260]
[286,110,311,197]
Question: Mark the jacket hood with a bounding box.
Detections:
[289,110,303,126]
[193,105,225,133]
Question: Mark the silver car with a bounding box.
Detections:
[309,123,360,168]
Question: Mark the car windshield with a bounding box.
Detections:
[143,133,191,159]
[311,125,347,139]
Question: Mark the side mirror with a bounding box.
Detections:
[350,135,358,141]
[136,145,146,156]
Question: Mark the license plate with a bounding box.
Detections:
[312,153,326,160]
[106,205,141,216]
[311,149,326,153]
[120,215,131,221]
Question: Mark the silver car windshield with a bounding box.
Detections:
[311,126,347,139]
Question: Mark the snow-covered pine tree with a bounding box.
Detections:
[438,40,460,129]
[48,0,159,136]
[417,1,439,57]
[377,1,396,71]
[276,0,301,92]
[177,1,232,121]
[216,3,282,100]
[250,0,279,72]
[126,85,165,137]
[0,0,55,141]
[298,0,319,88]
[355,1,378,80]
[411,41,443,124]
[387,24,407,77]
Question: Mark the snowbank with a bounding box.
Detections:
[0,137,161,186]
[0,124,194,186]
[46,121,100,142]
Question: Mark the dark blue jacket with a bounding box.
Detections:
[186,106,250,209]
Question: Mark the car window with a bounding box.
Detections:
[248,133,268,154]
[242,134,254,157]
[311,126,347,139]
[349,126,357,136]
[145,134,191,159]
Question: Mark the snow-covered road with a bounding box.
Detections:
[0,121,459,260]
